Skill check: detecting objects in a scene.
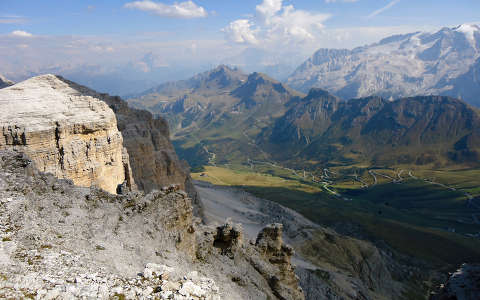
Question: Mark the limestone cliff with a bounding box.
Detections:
[0,75,134,194]
[46,76,203,215]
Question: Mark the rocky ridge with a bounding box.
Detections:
[0,150,304,299]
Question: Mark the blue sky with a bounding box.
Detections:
[1,0,478,36]
[0,0,479,93]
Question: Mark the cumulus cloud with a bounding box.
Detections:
[223,19,259,44]
[11,30,33,37]
[124,0,207,18]
[223,0,330,50]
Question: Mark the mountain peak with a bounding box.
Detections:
[212,64,240,73]
[248,72,277,82]
[454,23,480,41]
[305,88,335,99]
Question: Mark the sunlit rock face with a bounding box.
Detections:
[0,74,134,194]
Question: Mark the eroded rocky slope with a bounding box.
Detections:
[0,150,304,299]
[196,181,415,300]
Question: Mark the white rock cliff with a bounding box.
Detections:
[0,75,134,194]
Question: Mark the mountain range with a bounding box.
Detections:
[261,89,480,167]
[127,65,480,170]
[287,24,480,107]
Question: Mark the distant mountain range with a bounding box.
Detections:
[128,65,303,168]
[287,24,480,107]
[260,89,480,167]
[128,65,480,170]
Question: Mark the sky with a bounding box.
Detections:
[1,0,479,94]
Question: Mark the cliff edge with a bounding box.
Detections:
[0,75,134,194]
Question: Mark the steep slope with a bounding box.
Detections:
[287,24,480,106]
[262,91,480,167]
[0,75,135,194]
[196,181,412,300]
[0,150,305,300]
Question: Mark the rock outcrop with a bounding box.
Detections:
[0,75,134,194]
[252,224,305,300]
[0,150,305,299]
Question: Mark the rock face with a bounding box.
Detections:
[0,150,305,299]
[0,75,134,194]
[100,95,193,194]
[72,83,203,215]
[431,264,480,300]
[287,24,480,107]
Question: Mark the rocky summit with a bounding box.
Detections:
[0,74,134,194]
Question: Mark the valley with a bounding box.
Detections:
[192,163,480,280]
[126,59,480,291]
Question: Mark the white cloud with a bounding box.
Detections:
[124,0,207,19]
[223,19,259,44]
[223,0,330,51]
[11,30,33,37]
[367,0,400,19]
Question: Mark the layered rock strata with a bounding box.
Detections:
[45,76,203,215]
[0,75,134,194]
